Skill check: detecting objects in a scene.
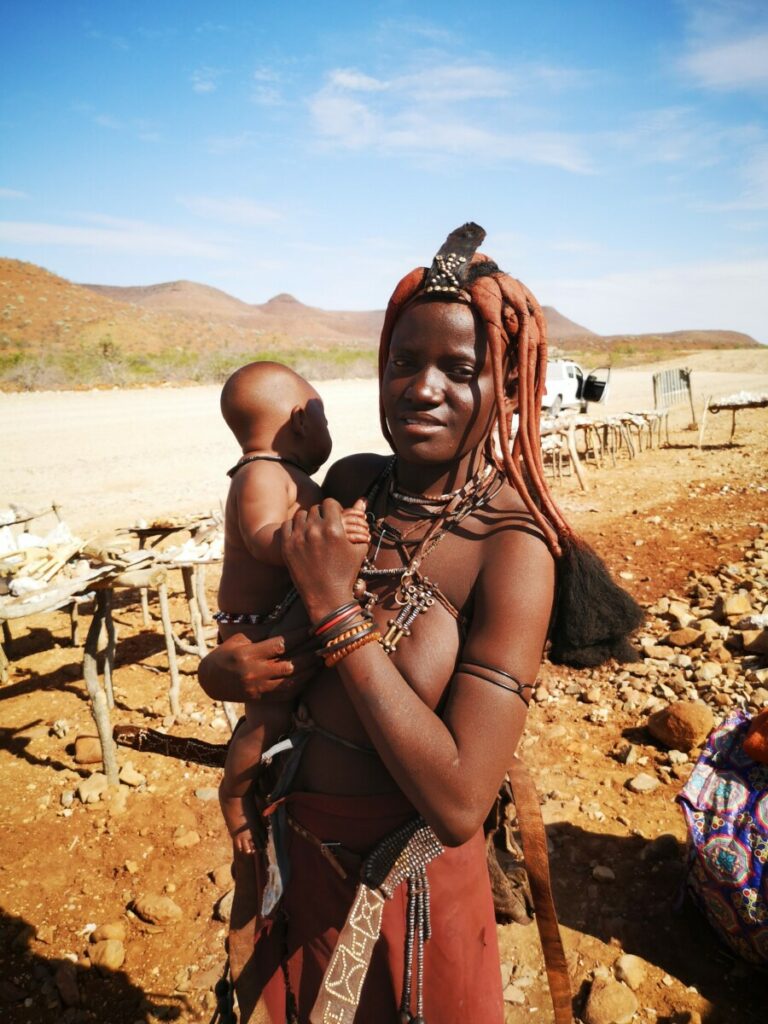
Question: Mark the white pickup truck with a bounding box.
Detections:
[541,359,610,415]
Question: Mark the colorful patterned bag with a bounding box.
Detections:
[677,711,768,965]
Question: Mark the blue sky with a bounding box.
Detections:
[1,0,767,340]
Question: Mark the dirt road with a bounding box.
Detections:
[3,349,767,538]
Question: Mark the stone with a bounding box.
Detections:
[77,772,108,804]
[743,629,768,655]
[195,787,219,802]
[214,889,234,923]
[51,719,70,739]
[666,627,703,648]
[582,686,603,704]
[173,829,201,849]
[118,763,146,788]
[626,772,660,794]
[648,701,714,752]
[614,953,646,991]
[583,976,638,1024]
[211,863,233,888]
[91,921,126,943]
[54,963,80,1007]
[89,938,125,971]
[722,593,753,618]
[35,923,56,944]
[751,686,768,708]
[60,790,74,808]
[131,893,182,925]
[667,601,695,628]
[191,966,222,991]
[74,736,103,765]
[592,865,615,882]
[502,983,526,1005]
[611,741,637,765]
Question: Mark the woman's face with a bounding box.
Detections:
[381,300,498,471]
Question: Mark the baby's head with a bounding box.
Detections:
[221,361,332,474]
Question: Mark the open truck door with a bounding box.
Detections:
[579,367,610,411]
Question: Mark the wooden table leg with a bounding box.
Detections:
[182,565,208,657]
[565,424,587,491]
[83,590,119,785]
[157,581,181,717]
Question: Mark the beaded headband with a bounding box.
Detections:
[422,221,486,295]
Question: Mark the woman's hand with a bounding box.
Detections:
[198,627,316,703]
[281,498,368,622]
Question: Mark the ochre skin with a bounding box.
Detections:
[201,303,555,848]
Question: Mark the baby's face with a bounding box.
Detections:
[301,394,333,473]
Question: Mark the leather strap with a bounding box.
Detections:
[507,755,573,1024]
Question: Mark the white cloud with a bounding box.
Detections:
[0,188,28,200]
[541,259,768,340]
[309,63,593,172]
[178,196,281,226]
[191,67,225,94]
[94,113,122,129]
[680,32,768,90]
[0,217,228,259]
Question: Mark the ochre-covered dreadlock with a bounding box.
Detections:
[378,224,644,667]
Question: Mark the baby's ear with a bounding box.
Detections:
[290,404,307,435]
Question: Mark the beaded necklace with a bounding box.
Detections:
[354,458,502,653]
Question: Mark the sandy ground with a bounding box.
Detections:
[2,348,768,1023]
[3,349,768,539]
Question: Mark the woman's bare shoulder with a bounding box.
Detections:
[321,453,390,504]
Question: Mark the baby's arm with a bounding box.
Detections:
[234,463,301,566]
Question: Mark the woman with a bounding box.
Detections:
[199,224,642,1024]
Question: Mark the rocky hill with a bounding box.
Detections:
[0,257,761,389]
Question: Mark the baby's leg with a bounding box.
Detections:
[219,702,292,855]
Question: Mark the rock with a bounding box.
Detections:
[173,829,201,849]
[583,976,638,1024]
[743,629,768,655]
[214,889,234,923]
[614,953,646,990]
[592,865,615,882]
[722,593,753,618]
[91,921,126,943]
[210,863,233,888]
[60,790,74,808]
[77,772,108,804]
[74,736,103,765]
[35,923,56,944]
[751,686,768,708]
[89,938,125,971]
[626,772,660,794]
[611,741,637,765]
[666,627,703,648]
[502,983,526,1004]
[118,763,146,787]
[648,701,714,752]
[668,749,689,765]
[191,966,223,991]
[54,963,80,1007]
[695,662,722,682]
[668,601,695,628]
[124,859,139,874]
[131,894,182,925]
[582,686,603,704]
[195,787,219,802]
[51,719,70,739]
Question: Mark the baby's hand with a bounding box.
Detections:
[341,497,370,547]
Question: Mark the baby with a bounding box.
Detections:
[216,361,369,853]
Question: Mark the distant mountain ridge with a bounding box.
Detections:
[0,258,760,389]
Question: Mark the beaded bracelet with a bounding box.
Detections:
[324,630,382,668]
[317,621,377,658]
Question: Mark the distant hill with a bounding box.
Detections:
[0,257,761,390]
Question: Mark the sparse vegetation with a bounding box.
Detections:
[0,257,760,390]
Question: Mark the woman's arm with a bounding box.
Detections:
[281,499,555,846]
